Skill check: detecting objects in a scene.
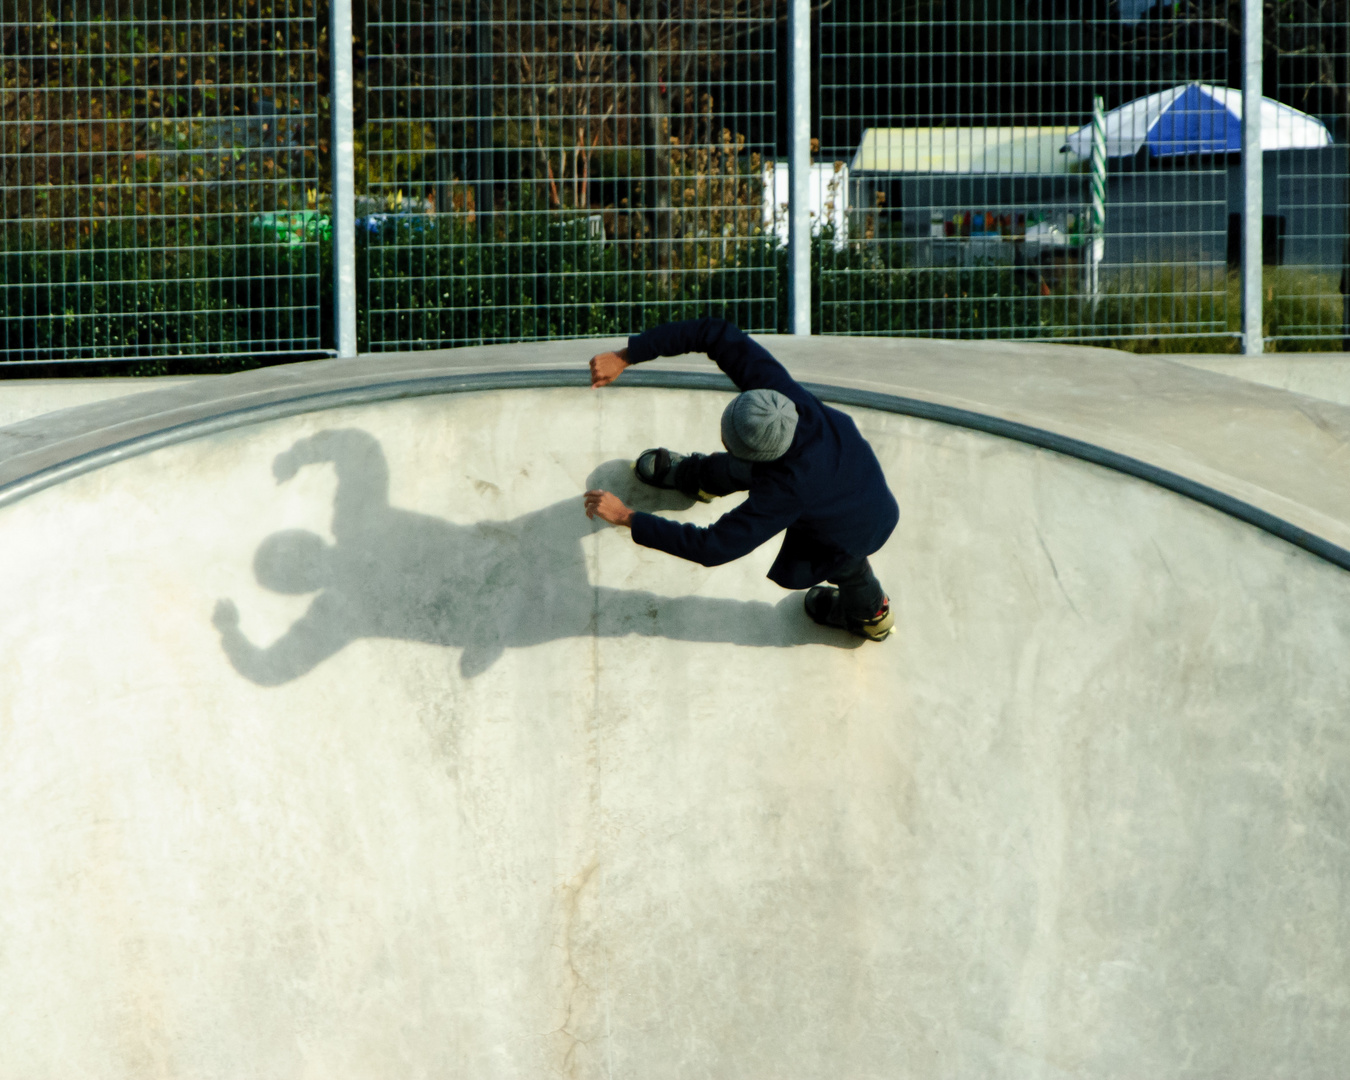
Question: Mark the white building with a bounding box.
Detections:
[761,160,850,249]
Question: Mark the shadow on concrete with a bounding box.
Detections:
[212,429,856,683]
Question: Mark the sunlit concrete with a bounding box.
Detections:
[2,339,1350,1078]
[0,376,202,427]
[1174,352,1350,407]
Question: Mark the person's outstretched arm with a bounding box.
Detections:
[586,479,802,568]
[622,318,801,397]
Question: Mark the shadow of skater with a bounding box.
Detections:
[212,429,855,684]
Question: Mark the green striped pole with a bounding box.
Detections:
[1089,94,1107,312]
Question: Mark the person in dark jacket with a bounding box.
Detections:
[583,318,899,641]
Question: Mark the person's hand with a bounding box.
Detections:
[590,347,629,388]
[584,489,634,528]
[212,599,240,633]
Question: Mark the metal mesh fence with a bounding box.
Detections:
[2,0,1347,362]
[0,0,322,364]
[1270,0,1349,349]
[815,0,1242,346]
[357,0,781,351]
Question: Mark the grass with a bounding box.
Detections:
[816,236,1346,353]
[1093,266,1346,354]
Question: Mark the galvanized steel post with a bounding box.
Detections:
[331,0,358,358]
[1241,0,1263,355]
[788,0,811,336]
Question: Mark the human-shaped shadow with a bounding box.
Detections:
[212,428,855,684]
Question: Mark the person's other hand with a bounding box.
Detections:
[584,489,634,527]
[590,347,629,388]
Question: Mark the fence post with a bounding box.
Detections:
[1241,0,1263,355]
[331,0,358,358]
[788,0,811,336]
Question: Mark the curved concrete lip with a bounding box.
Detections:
[3,335,1350,570]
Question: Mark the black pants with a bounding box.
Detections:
[676,452,887,620]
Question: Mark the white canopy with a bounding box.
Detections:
[1063,84,1331,159]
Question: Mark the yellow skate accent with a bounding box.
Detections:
[859,606,895,641]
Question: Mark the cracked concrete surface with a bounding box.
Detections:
[3,343,1350,1078]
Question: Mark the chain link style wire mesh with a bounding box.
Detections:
[815,0,1244,346]
[2,0,1346,362]
[0,0,323,365]
[358,0,782,351]
[1270,0,1349,349]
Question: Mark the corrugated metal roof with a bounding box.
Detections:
[851,127,1083,175]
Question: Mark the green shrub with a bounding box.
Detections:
[0,217,328,374]
[358,198,784,351]
[3,202,1341,375]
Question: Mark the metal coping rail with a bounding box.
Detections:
[1,367,1346,573]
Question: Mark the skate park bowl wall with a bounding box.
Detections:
[2,337,1350,1078]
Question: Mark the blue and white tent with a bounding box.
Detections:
[1063,83,1331,159]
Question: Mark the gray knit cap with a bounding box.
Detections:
[720,389,798,462]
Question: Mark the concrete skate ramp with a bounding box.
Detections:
[3,338,1350,1077]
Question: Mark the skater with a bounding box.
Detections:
[583,317,899,641]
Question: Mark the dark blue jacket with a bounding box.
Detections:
[626,319,899,589]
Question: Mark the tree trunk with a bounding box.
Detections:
[640,4,674,279]
[434,0,454,218]
[474,0,494,234]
